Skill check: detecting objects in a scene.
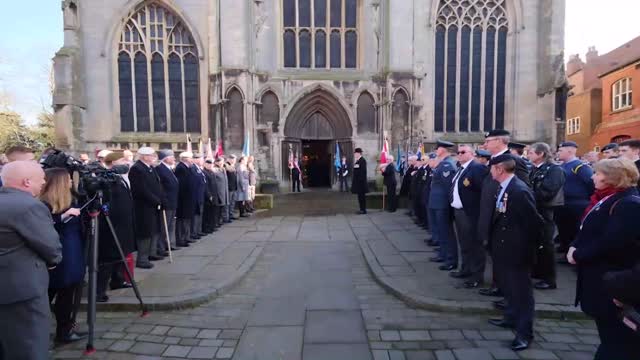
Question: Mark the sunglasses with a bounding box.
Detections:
[457,151,468,155]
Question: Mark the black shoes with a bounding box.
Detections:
[136,262,154,269]
[159,251,170,257]
[534,281,557,290]
[357,210,367,215]
[56,331,88,344]
[449,271,471,279]
[96,294,109,303]
[478,287,503,297]
[426,240,438,247]
[511,336,531,351]
[493,299,507,310]
[110,282,133,290]
[463,280,482,289]
[439,264,456,271]
[176,242,190,247]
[488,318,514,329]
[429,257,445,263]
[149,255,164,261]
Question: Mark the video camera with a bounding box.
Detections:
[40,149,126,200]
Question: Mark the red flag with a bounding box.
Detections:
[215,140,224,157]
[380,138,389,164]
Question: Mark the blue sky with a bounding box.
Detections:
[0,0,638,124]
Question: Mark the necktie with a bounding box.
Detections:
[452,166,464,184]
[495,185,503,209]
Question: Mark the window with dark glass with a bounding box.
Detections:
[259,91,280,133]
[225,89,244,149]
[117,3,200,132]
[357,92,376,134]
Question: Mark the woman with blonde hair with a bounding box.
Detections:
[568,158,640,359]
[40,168,87,344]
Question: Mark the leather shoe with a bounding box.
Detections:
[463,280,482,289]
[170,247,180,251]
[96,294,109,303]
[511,336,530,351]
[110,281,133,290]
[439,264,456,271]
[136,262,154,269]
[478,287,503,297]
[149,255,164,261]
[56,331,88,344]
[159,251,170,257]
[488,318,514,329]
[534,281,557,290]
[493,299,507,310]
[426,240,438,247]
[449,271,471,279]
[429,257,445,263]
[176,242,190,247]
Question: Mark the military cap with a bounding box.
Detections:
[508,142,526,150]
[158,149,174,160]
[205,159,213,164]
[475,149,492,159]
[601,143,619,152]
[559,141,578,148]
[137,146,155,156]
[436,140,455,149]
[428,153,437,159]
[192,152,203,159]
[104,151,124,164]
[179,151,193,158]
[354,148,363,154]
[488,153,517,166]
[485,129,511,138]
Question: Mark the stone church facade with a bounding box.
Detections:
[53,0,565,183]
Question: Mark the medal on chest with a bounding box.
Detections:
[463,178,470,187]
[498,193,509,213]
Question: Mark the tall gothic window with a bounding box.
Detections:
[259,91,280,133]
[283,0,358,69]
[118,2,200,133]
[391,89,409,150]
[434,0,509,133]
[225,88,245,149]
[357,92,376,134]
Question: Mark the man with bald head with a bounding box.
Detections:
[0,161,62,360]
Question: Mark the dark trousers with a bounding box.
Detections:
[159,209,176,251]
[340,176,348,192]
[594,316,640,360]
[191,204,204,237]
[292,177,301,192]
[430,208,457,266]
[97,261,125,296]
[357,192,367,212]
[0,293,50,360]
[385,183,397,211]
[496,262,534,339]
[176,218,192,245]
[533,207,558,285]
[49,282,83,337]
[413,192,424,222]
[454,209,485,281]
[422,196,430,229]
[203,201,220,232]
[555,203,586,252]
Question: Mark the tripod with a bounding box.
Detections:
[84,190,148,355]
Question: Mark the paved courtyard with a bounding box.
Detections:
[52,192,597,360]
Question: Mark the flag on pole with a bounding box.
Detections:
[416,143,424,161]
[395,143,402,172]
[380,137,389,164]
[242,132,250,157]
[186,134,192,153]
[198,138,204,156]
[334,143,341,171]
[215,140,224,157]
[206,138,214,160]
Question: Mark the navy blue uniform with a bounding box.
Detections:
[428,157,457,266]
[556,159,594,252]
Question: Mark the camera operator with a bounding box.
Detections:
[0,161,62,360]
[39,168,87,344]
[128,147,165,268]
[97,152,136,303]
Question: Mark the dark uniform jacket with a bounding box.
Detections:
[421,166,433,207]
[451,160,489,220]
[351,157,368,194]
[204,168,219,204]
[155,163,179,211]
[382,163,397,187]
[191,165,206,212]
[339,162,349,179]
[175,162,196,219]
[572,187,640,319]
[225,163,238,192]
[530,161,565,209]
[128,160,163,238]
[429,157,457,210]
[400,164,415,197]
[411,166,425,200]
[561,159,594,207]
[489,176,544,266]
[99,178,136,261]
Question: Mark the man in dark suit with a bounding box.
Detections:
[381,155,397,212]
[351,148,368,214]
[477,129,530,297]
[225,155,239,218]
[213,157,230,226]
[155,149,179,251]
[128,147,165,268]
[428,140,458,270]
[619,139,640,188]
[339,156,349,192]
[412,158,427,226]
[449,144,489,288]
[421,155,435,233]
[400,156,416,215]
[190,153,207,239]
[486,154,544,351]
[175,152,195,247]
[202,159,220,233]
[0,161,62,360]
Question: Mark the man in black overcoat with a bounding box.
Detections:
[381,155,397,212]
[351,148,368,214]
[486,154,543,351]
[190,154,207,239]
[155,149,179,251]
[202,159,220,233]
[175,152,195,247]
[128,147,165,268]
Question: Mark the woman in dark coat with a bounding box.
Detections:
[568,158,640,359]
[97,152,136,302]
[40,168,87,344]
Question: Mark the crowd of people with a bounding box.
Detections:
[0,145,257,359]
[374,131,640,356]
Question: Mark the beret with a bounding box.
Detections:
[508,142,526,150]
[601,143,619,152]
[559,141,578,148]
[489,153,517,166]
[475,149,492,158]
[205,159,213,164]
[192,152,203,159]
[485,129,511,138]
[354,148,363,154]
[137,147,155,155]
[158,149,174,160]
[428,153,437,159]
[436,140,455,148]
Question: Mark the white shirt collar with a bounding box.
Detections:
[500,174,515,189]
[460,159,473,169]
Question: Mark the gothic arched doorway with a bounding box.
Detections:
[282,89,353,188]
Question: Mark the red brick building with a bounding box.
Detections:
[591,58,640,148]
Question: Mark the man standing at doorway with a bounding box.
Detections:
[289,156,301,192]
[352,148,368,214]
[339,156,349,192]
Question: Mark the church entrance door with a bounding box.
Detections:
[301,140,332,188]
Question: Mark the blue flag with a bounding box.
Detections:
[242,132,250,157]
[334,143,341,170]
[395,144,402,172]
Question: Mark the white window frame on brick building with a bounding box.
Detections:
[612,78,632,112]
[567,117,581,135]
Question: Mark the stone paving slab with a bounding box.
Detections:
[358,212,585,319]
[85,217,265,311]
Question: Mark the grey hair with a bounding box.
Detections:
[530,142,552,160]
[497,135,510,145]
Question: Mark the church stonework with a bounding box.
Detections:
[53,0,565,184]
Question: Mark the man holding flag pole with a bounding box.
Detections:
[336,143,349,192]
[288,145,302,192]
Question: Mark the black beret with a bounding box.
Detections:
[475,149,492,158]
[428,153,437,159]
[488,154,517,166]
[508,142,526,150]
[436,140,455,149]
[601,143,619,152]
[205,159,213,164]
[485,129,511,138]
[559,141,578,148]
[354,148,363,154]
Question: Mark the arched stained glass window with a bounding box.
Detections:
[434,0,509,133]
[118,2,200,133]
[282,0,358,69]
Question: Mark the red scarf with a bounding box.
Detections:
[582,187,625,220]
